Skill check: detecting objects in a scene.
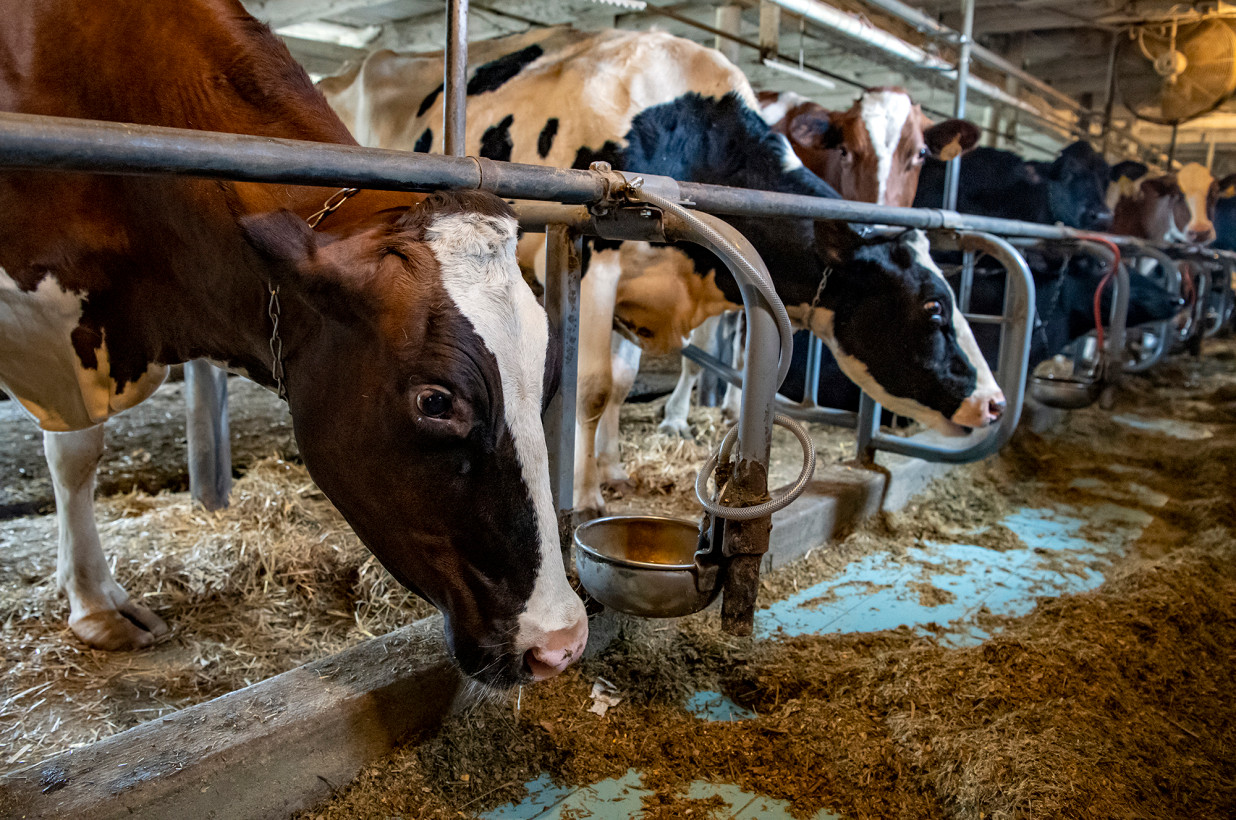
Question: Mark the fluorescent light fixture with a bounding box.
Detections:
[760,58,837,90]
[276,21,380,49]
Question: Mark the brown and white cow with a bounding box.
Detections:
[759,89,979,208]
[0,0,585,688]
[322,27,1005,514]
[1113,162,1219,245]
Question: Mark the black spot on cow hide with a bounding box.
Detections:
[417,83,443,117]
[414,128,433,153]
[480,115,514,162]
[467,45,543,96]
[537,118,558,159]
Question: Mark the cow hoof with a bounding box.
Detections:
[657,418,694,438]
[70,602,169,651]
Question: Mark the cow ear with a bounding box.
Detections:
[1142,175,1177,197]
[240,209,373,321]
[790,109,840,150]
[1110,160,1148,182]
[1218,173,1236,198]
[923,119,979,161]
[813,220,862,267]
[240,209,322,283]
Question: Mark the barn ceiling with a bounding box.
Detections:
[240,0,1236,174]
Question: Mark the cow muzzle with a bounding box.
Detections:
[524,615,589,681]
[1188,224,1216,244]
[950,388,1006,429]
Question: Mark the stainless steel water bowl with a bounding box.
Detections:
[1029,374,1103,410]
[574,516,720,618]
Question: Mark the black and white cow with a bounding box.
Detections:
[914,141,1114,231]
[321,27,1005,512]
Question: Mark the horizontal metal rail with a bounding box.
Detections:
[0,111,1212,246]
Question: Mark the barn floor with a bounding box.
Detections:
[0,368,853,774]
[299,343,1236,820]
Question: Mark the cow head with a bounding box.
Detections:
[1171,162,1218,244]
[802,225,1005,433]
[1119,164,1218,244]
[763,89,978,207]
[1037,141,1113,230]
[241,191,586,689]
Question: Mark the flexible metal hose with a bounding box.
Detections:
[630,185,796,385]
[694,414,817,520]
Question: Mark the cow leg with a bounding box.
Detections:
[597,333,640,488]
[45,425,169,650]
[574,248,623,515]
[721,312,746,423]
[659,315,721,437]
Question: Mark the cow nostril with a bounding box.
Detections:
[988,397,1006,420]
[524,648,562,682]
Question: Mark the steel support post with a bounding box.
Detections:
[942,0,975,212]
[183,360,231,511]
[802,335,824,410]
[719,283,779,636]
[543,225,582,545]
[444,0,468,158]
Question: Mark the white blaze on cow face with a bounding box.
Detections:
[858,90,914,207]
[1174,162,1217,244]
[425,212,587,678]
[0,270,166,432]
[904,231,1005,430]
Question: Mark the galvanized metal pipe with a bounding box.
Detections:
[0,111,1164,244]
[444,0,468,158]
[942,0,974,212]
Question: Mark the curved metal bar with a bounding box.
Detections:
[856,230,1035,463]
[1122,244,1181,373]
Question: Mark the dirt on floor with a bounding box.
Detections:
[299,342,1236,820]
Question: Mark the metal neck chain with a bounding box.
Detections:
[266,188,360,403]
[268,285,288,401]
[306,187,360,228]
[809,266,832,313]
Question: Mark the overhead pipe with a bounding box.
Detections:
[854,0,1166,164]
[766,0,1078,140]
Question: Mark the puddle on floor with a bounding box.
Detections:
[481,769,843,820]
[490,479,1159,819]
[1111,414,1214,440]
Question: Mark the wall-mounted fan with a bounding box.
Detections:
[1116,18,1236,124]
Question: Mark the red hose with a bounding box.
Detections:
[1078,236,1121,353]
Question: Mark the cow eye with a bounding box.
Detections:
[837,145,849,159]
[924,300,946,325]
[917,145,930,161]
[636,327,655,339]
[416,387,453,418]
